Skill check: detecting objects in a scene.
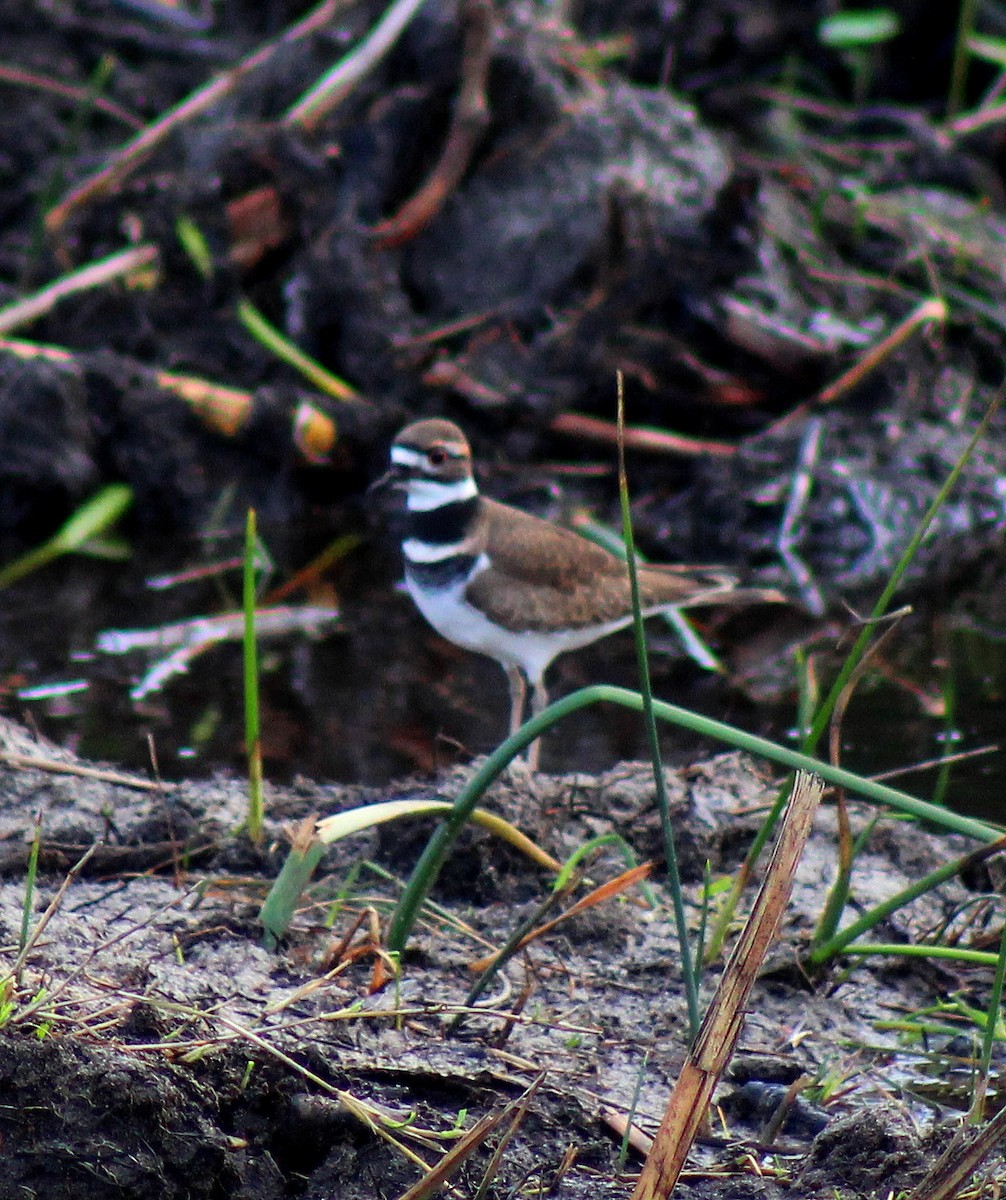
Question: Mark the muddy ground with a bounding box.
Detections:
[2,0,1006,793]
[2,0,1006,1196]
[0,714,1003,1199]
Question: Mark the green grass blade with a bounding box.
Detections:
[318,800,559,870]
[803,394,1000,758]
[947,0,979,118]
[50,483,133,550]
[811,814,878,951]
[19,811,42,958]
[553,832,657,907]
[706,392,1001,963]
[932,673,957,807]
[456,887,569,1022]
[617,375,700,1038]
[32,55,116,278]
[619,1049,650,1172]
[175,215,214,280]
[972,914,1006,1121]
[840,943,998,966]
[260,840,326,946]
[243,508,264,845]
[808,836,1003,964]
[0,483,132,589]
[385,683,1002,955]
[818,10,900,47]
[237,298,361,404]
[261,802,560,946]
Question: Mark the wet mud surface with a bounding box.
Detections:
[0,717,1003,1198]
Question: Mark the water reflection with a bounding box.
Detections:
[0,530,1002,822]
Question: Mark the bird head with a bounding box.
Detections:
[371,420,477,511]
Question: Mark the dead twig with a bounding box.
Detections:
[96,605,340,700]
[631,771,824,1200]
[421,356,510,406]
[396,1074,544,1200]
[0,245,158,334]
[603,1105,653,1158]
[769,297,947,434]
[372,0,493,247]
[10,843,99,983]
[945,100,1006,139]
[0,749,161,791]
[871,744,998,784]
[209,1011,437,1172]
[0,63,143,129]
[0,337,73,363]
[907,1104,1006,1200]
[45,0,350,232]
[550,411,736,458]
[470,1073,544,1200]
[285,0,431,129]
[815,297,948,406]
[154,370,254,438]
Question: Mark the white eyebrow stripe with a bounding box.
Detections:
[403,538,471,562]
[391,446,427,467]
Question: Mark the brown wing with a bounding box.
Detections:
[466,499,743,632]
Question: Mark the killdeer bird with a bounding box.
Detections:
[376,418,783,769]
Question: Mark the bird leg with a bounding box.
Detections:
[524,677,550,772]
[505,666,527,738]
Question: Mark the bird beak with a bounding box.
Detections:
[367,463,406,494]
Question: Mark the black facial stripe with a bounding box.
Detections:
[406,498,478,545]
[405,554,479,590]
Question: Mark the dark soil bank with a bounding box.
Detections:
[0,717,1004,1198]
[1,0,1005,588]
[1,0,1006,1196]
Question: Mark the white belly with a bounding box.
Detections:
[405,570,633,685]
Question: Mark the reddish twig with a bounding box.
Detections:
[371,0,493,247]
[0,245,158,333]
[0,62,143,128]
[768,297,947,435]
[284,0,430,129]
[45,0,347,233]
[550,411,737,458]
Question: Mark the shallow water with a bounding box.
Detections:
[0,519,1002,825]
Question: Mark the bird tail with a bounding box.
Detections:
[680,582,787,609]
[640,564,786,610]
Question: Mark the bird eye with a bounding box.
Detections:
[428,446,447,466]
